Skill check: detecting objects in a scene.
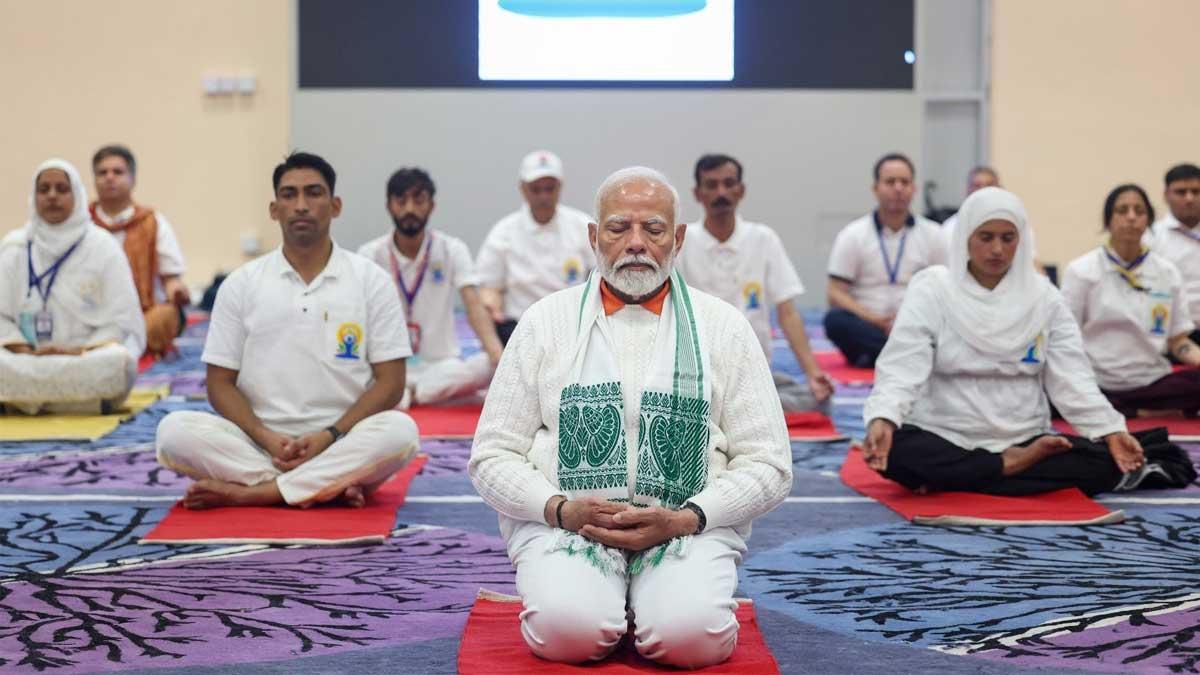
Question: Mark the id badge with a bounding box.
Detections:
[34,311,53,343]
[17,311,38,346]
[407,321,422,356]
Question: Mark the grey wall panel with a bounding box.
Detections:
[292,88,921,307]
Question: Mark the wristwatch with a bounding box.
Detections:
[681,501,706,535]
[325,425,344,443]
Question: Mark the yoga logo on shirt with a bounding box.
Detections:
[1020,333,1044,365]
[563,257,582,284]
[335,322,364,360]
[742,281,763,310]
[1150,303,1169,335]
[431,263,446,285]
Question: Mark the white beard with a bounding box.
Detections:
[597,248,674,300]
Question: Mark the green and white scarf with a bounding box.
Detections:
[556,269,712,508]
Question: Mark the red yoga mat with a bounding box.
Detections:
[813,350,875,385]
[407,404,483,438]
[785,411,846,441]
[1052,417,1200,441]
[839,446,1124,526]
[457,590,780,675]
[140,454,428,545]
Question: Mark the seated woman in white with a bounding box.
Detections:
[1061,184,1200,417]
[862,187,1166,496]
[0,159,145,415]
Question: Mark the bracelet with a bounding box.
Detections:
[682,501,706,535]
[325,425,344,443]
[555,497,568,529]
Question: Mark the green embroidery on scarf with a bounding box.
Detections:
[634,392,710,508]
[549,530,626,577]
[558,382,628,493]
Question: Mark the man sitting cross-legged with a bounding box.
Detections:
[155,152,418,509]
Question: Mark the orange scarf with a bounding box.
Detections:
[89,202,159,311]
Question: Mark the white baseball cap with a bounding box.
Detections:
[519,150,563,183]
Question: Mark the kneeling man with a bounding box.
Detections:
[156,152,418,508]
[469,167,792,667]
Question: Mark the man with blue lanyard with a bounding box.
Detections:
[357,168,503,407]
[824,153,947,367]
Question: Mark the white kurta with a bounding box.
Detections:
[676,217,804,358]
[1061,247,1194,391]
[468,281,792,541]
[827,213,947,317]
[475,204,594,320]
[864,273,1126,452]
[1151,214,1200,323]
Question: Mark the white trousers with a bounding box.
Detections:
[0,343,135,414]
[409,352,493,406]
[506,521,746,668]
[155,410,418,505]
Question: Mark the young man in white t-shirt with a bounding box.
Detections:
[676,154,834,411]
[1151,163,1200,340]
[156,152,418,509]
[825,153,947,367]
[476,150,594,344]
[358,168,503,407]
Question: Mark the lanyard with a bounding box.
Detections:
[1172,226,1200,243]
[876,228,907,285]
[388,233,434,311]
[1103,243,1150,293]
[26,235,85,308]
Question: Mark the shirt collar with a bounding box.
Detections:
[272,242,346,281]
[600,278,670,316]
[522,204,559,232]
[696,215,746,250]
[872,210,915,233]
[94,204,136,225]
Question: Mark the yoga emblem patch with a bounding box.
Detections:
[1150,302,1169,335]
[1020,333,1044,365]
[742,281,763,310]
[431,263,445,285]
[335,322,363,360]
[563,257,582,284]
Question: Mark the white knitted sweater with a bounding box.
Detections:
[469,281,792,541]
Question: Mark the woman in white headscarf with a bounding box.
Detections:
[1061,183,1200,417]
[0,158,145,414]
[861,187,1193,495]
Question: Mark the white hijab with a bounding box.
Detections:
[24,158,95,262]
[927,186,1053,357]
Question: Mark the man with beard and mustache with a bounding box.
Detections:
[677,153,834,412]
[1151,163,1200,340]
[470,167,790,668]
[476,150,594,345]
[357,168,503,407]
[156,152,418,509]
[825,153,947,367]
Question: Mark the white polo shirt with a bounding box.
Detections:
[94,205,186,303]
[203,244,411,437]
[357,229,477,362]
[827,212,947,317]
[677,217,804,357]
[475,204,594,320]
[1060,247,1194,391]
[1151,214,1200,323]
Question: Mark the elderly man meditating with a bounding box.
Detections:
[469,167,792,667]
[156,152,418,509]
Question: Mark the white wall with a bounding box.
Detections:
[292,89,922,306]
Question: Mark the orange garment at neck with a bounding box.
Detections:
[600,279,670,316]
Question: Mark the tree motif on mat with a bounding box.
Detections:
[743,513,1200,672]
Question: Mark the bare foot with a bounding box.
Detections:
[183,479,284,509]
[339,484,366,508]
[1001,435,1072,477]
